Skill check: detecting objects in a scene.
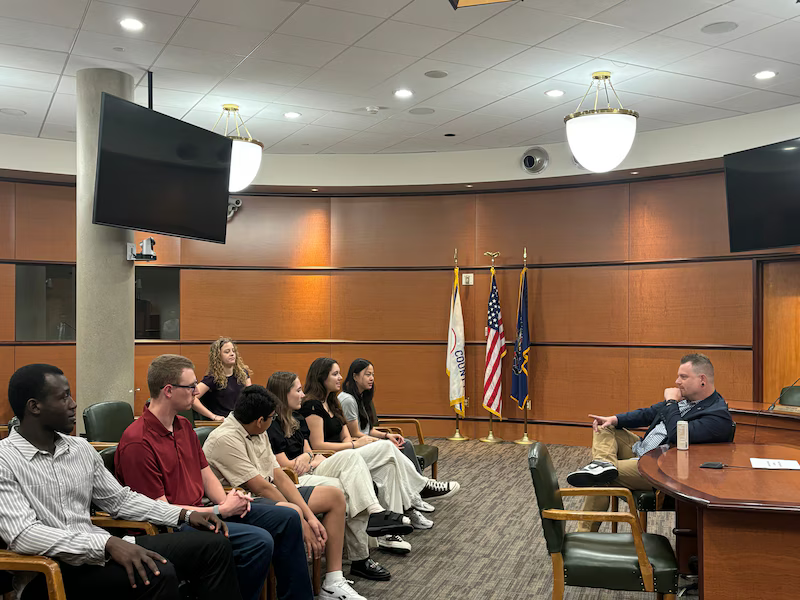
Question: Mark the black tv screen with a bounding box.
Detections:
[93,93,232,244]
[725,137,800,253]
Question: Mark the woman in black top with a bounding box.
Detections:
[192,337,251,420]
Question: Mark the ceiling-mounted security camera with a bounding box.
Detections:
[521,146,549,174]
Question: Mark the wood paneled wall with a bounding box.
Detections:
[0,173,761,444]
[763,261,800,407]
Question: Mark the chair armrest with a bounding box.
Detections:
[375,427,403,436]
[0,550,66,600]
[378,419,425,444]
[558,487,636,507]
[89,441,117,451]
[91,516,159,536]
[194,420,222,428]
[541,508,653,592]
[283,468,299,484]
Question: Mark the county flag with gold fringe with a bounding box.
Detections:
[511,266,530,409]
[483,267,506,419]
[446,266,466,416]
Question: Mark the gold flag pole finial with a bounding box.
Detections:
[480,251,504,444]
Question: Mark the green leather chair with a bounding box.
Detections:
[779,387,800,407]
[177,409,196,427]
[98,446,117,476]
[194,426,216,448]
[82,402,134,442]
[378,418,439,478]
[529,442,678,600]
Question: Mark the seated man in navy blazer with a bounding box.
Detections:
[566,353,733,532]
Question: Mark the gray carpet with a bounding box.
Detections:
[347,439,676,600]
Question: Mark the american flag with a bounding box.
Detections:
[483,267,506,419]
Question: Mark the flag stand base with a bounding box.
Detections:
[479,431,503,443]
[514,432,534,445]
[447,428,470,441]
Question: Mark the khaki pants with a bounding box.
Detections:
[576,427,653,532]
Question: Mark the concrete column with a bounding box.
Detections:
[75,68,135,433]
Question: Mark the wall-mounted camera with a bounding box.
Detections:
[126,237,157,261]
[228,197,243,220]
[521,146,549,174]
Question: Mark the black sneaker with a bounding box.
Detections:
[420,479,460,499]
[566,460,618,487]
[350,557,391,581]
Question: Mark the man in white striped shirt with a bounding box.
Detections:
[0,363,243,600]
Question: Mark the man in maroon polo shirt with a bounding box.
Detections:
[116,354,313,600]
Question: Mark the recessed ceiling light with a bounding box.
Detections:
[755,70,777,80]
[120,18,144,31]
[284,111,302,119]
[424,70,449,79]
[630,171,639,174]
[545,89,565,97]
[701,21,738,35]
[0,108,27,117]
[465,184,474,188]
[408,107,435,115]
[311,188,319,192]
[394,89,414,99]
[783,146,798,151]
[444,133,456,137]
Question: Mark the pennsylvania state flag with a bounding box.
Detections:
[511,267,530,409]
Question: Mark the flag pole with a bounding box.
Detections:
[448,247,469,442]
[480,251,503,444]
[515,247,534,445]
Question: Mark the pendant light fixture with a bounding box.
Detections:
[564,72,639,173]
[213,104,264,193]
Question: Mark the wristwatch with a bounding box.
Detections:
[183,509,194,524]
[213,505,222,517]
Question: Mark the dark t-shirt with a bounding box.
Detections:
[200,373,246,417]
[267,412,310,460]
[298,399,344,443]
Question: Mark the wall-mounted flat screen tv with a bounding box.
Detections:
[93,93,232,244]
[725,137,800,253]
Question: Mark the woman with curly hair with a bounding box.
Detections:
[192,337,252,421]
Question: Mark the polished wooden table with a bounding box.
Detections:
[639,443,800,600]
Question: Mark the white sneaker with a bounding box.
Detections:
[318,578,367,600]
[411,498,435,513]
[377,534,411,554]
[405,508,434,530]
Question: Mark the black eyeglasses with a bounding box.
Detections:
[168,382,199,391]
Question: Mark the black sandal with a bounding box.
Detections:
[366,510,413,537]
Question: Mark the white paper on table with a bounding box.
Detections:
[749,458,800,470]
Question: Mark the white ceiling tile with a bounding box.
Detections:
[297,69,388,95]
[537,21,649,56]
[727,0,800,19]
[662,48,800,89]
[251,104,328,124]
[277,5,383,45]
[278,88,381,112]
[151,105,188,120]
[40,122,76,141]
[155,46,242,76]
[181,108,224,131]
[714,89,800,112]
[365,118,433,136]
[452,70,542,97]
[470,5,579,46]
[251,34,347,68]
[0,117,43,137]
[365,59,483,105]
[311,111,383,131]
[0,17,76,53]
[635,117,682,132]
[427,35,529,69]
[240,117,306,144]
[64,55,148,81]
[0,0,88,29]
[0,85,53,120]
[325,47,417,77]
[57,76,76,95]
[493,47,590,78]
[616,71,749,104]
[104,0,197,17]
[44,93,76,126]
[392,106,465,125]
[516,104,577,130]
[271,124,356,151]
[603,34,709,68]
[417,113,517,139]
[766,78,800,97]
[525,127,568,144]
[659,5,780,46]
[230,57,316,87]
[424,89,503,112]
[319,143,377,154]
[170,19,268,56]
[518,0,625,19]
[211,78,293,102]
[148,68,222,93]
[308,0,412,19]
[340,131,408,148]
[724,21,800,64]
[190,0,300,31]
[0,44,67,74]
[510,79,589,103]
[82,2,183,44]
[191,95,268,118]
[619,93,742,124]
[551,58,650,85]
[72,31,164,65]
[462,128,532,147]
[392,0,513,33]
[355,21,458,58]
[0,67,59,92]
[592,0,723,34]
[474,96,550,119]
[134,86,203,109]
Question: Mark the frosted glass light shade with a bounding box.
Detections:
[566,111,638,173]
[228,138,263,192]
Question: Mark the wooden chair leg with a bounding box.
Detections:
[431,461,438,480]
[312,557,322,595]
[611,496,619,533]
[550,553,565,600]
[640,510,648,532]
[657,594,676,600]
